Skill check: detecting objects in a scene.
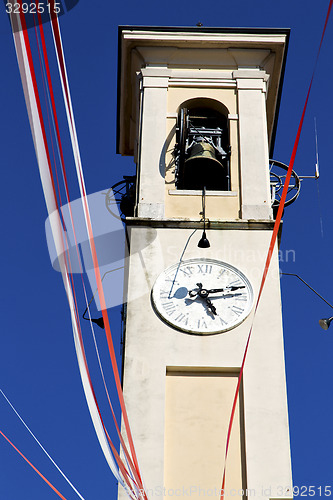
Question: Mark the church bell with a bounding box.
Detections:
[183,139,226,190]
[175,107,229,191]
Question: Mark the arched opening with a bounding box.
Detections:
[175,99,230,191]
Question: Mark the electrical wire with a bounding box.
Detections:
[314,118,324,238]
[0,389,86,500]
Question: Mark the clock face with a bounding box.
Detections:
[151,258,254,335]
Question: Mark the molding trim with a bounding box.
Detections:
[168,78,236,88]
[125,218,278,230]
[168,190,238,197]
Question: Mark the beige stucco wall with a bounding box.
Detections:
[118,28,291,500]
[135,65,273,221]
[164,370,244,497]
[119,224,293,500]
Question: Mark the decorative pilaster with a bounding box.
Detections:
[137,67,169,219]
[234,69,272,220]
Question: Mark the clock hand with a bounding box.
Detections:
[205,297,217,315]
[187,284,217,315]
[189,283,203,298]
[220,292,244,299]
[208,286,246,293]
[189,284,245,297]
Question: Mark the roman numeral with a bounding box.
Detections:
[197,318,208,329]
[229,279,242,287]
[162,301,176,316]
[165,277,177,283]
[180,266,194,276]
[197,264,212,274]
[174,312,188,325]
[217,269,226,279]
[235,294,247,302]
[230,305,244,316]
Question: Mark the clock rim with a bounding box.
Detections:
[151,258,254,335]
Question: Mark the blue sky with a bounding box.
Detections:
[1,0,333,498]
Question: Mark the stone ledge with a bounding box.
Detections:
[125,218,279,230]
[168,190,238,196]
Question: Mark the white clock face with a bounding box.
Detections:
[152,258,254,335]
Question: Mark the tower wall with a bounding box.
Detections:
[117,27,292,500]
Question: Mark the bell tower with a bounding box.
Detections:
[117,27,292,500]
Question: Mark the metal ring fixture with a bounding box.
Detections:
[104,175,136,220]
[269,159,301,208]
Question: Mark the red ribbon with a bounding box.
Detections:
[220,1,333,496]
[47,2,147,495]
[12,2,143,495]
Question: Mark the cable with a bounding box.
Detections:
[0,389,86,500]
[0,429,68,500]
[314,118,324,238]
[168,229,197,299]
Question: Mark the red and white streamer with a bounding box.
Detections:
[48,4,147,497]
[9,5,139,498]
